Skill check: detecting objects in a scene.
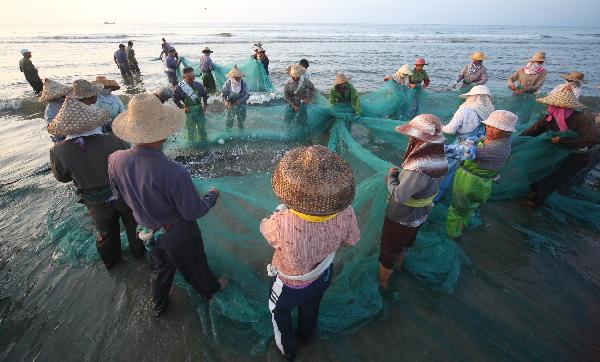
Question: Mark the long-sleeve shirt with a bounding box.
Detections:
[260,205,360,287]
[474,137,512,172]
[50,135,129,204]
[114,49,128,65]
[19,57,41,83]
[385,169,442,227]
[199,54,214,73]
[283,77,315,109]
[160,42,174,58]
[108,145,218,249]
[329,82,361,114]
[454,64,488,87]
[221,79,250,103]
[126,47,137,63]
[442,107,482,136]
[520,111,600,149]
[507,68,548,94]
[164,55,179,73]
[173,81,208,108]
[409,69,430,87]
[95,93,125,123]
[252,54,269,75]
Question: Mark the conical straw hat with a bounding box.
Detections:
[470,51,487,61]
[47,98,109,136]
[93,76,120,90]
[226,65,244,78]
[288,64,305,78]
[334,73,351,85]
[38,78,72,102]
[536,89,585,110]
[112,93,185,144]
[272,145,355,216]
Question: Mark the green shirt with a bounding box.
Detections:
[409,69,429,85]
[19,57,40,82]
[329,82,361,114]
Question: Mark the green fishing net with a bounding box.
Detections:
[44,82,599,355]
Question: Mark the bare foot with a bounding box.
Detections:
[218,275,229,291]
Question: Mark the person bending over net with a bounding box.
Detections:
[329,73,361,115]
[260,145,359,361]
[379,114,448,289]
[284,64,315,131]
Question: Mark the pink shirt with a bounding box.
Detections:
[260,206,360,287]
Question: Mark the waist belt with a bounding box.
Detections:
[267,251,335,281]
[403,192,438,207]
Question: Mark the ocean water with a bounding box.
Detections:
[1,23,600,361]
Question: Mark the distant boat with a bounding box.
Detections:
[104,22,115,24]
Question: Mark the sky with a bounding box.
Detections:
[1,0,599,26]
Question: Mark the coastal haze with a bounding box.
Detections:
[1,22,600,361]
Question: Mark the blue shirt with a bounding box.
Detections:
[221,79,250,103]
[114,49,128,64]
[165,55,178,72]
[199,54,214,73]
[108,146,218,248]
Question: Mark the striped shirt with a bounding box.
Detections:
[260,206,360,287]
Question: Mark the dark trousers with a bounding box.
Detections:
[269,265,332,357]
[86,198,144,267]
[118,62,132,77]
[531,153,589,206]
[149,232,220,310]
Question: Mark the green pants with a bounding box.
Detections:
[226,104,246,129]
[202,73,216,93]
[446,166,493,238]
[185,105,207,143]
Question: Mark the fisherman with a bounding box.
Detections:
[407,57,430,118]
[92,76,125,133]
[39,78,71,143]
[521,89,600,206]
[68,79,102,106]
[284,64,315,127]
[48,95,144,269]
[378,114,448,289]
[108,93,228,317]
[452,51,488,89]
[383,64,413,85]
[508,52,548,94]
[173,67,209,142]
[446,110,517,238]
[164,48,180,87]
[221,65,250,130]
[114,44,132,78]
[251,43,270,75]
[19,49,43,95]
[125,41,141,73]
[199,47,217,93]
[159,38,174,59]
[329,73,361,115]
[153,86,173,103]
[550,71,586,99]
[260,145,359,361]
[438,85,494,200]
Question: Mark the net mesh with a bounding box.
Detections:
[44,83,599,355]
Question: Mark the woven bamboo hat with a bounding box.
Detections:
[272,145,355,216]
[395,114,445,144]
[38,78,72,102]
[395,64,413,78]
[528,51,546,62]
[226,65,244,78]
[561,71,586,83]
[47,98,109,136]
[112,93,185,144]
[288,64,305,78]
[93,76,120,90]
[334,73,351,85]
[482,110,518,132]
[68,79,102,99]
[536,89,585,110]
[470,51,487,61]
[459,85,492,99]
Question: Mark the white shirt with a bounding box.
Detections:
[442,107,482,136]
